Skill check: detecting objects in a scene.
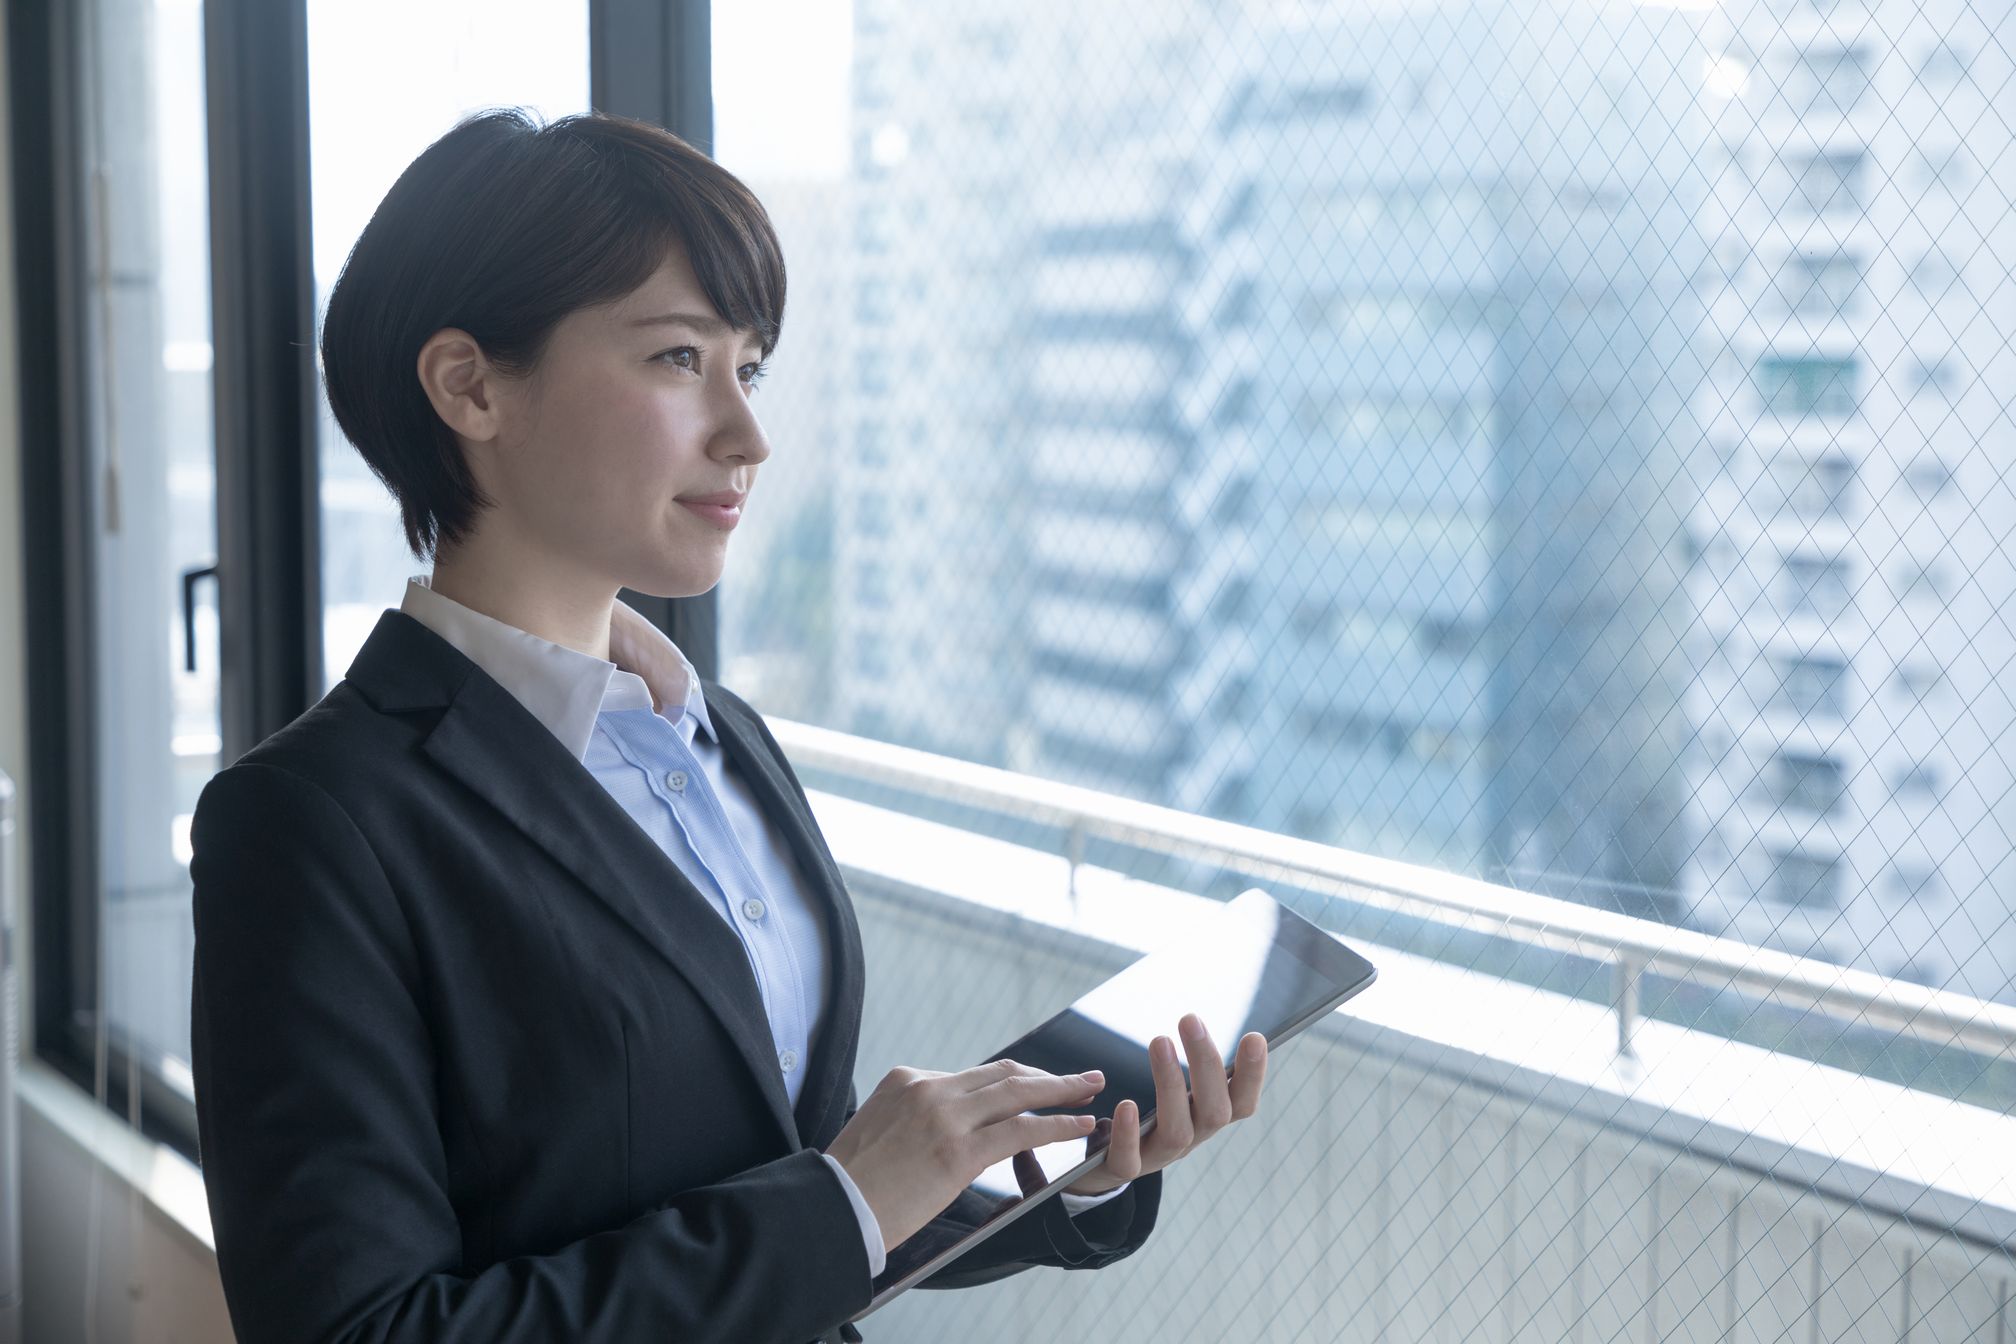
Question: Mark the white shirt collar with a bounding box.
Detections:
[398,573,714,762]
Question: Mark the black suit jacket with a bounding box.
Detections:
[188,608,1160,1344]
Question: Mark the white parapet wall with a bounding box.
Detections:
[813,791,2016,1344]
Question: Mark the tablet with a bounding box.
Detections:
[852,887,1378,1319]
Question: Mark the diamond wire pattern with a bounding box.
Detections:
[709,0,2016,1338]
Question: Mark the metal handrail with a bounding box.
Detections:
[770,718,2016,1062]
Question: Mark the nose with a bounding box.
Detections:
[710,379,772,469]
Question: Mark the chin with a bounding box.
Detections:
[626,563,726,601]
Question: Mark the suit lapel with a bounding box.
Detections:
[701,685,865,1151]
[347,611,805,1151]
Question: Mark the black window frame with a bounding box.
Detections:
[9,0,716,1160]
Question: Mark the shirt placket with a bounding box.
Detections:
[606,714,806,1050]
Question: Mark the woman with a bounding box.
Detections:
[188,107,1271,1344]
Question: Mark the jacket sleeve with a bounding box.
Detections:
[189,761,873,1344]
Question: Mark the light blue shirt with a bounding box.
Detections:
[398,575,1125,1277]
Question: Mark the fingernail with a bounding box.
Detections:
[1080,1069,1104,1081]
[1181,1014,1203,1039]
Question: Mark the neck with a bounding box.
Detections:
[426,528,620,664]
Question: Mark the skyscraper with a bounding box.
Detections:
[1682,1,2016,1001]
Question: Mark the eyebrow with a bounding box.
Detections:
[628,311,762,349]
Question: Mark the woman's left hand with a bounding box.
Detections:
[1058,1013,1269,1197]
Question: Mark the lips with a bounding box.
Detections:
[677,495,743,530]
[675,490,747,507]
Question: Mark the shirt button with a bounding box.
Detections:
[779,1048,797,1073]
[665,770,687,793]
[742,897,766,921]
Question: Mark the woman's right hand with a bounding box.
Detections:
[823,1058,1107,1252]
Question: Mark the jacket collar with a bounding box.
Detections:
[344,607,864,1153]
[397,575,716,759]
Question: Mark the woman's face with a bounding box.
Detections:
[482,247,773,600]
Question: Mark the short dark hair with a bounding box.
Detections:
[319,107,787,560]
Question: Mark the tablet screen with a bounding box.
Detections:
[864,889,1376,1306]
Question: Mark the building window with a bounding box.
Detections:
[1919,39,1972,89]
[1779,552,1852,621]
[1911,145,1974,193]
[855,420,888,468]
[1214,276,1259,328]
[1908,247,1962,296]
[1908,355,1958,402]
[1766,751,1846,815]
[1768,452,1855,518]
[1904,454,1954,500]
[1772,250,1860,318]
[1787,45,1869,115]
[1215,376,1256,427]
[1771,850,1841,908]
[1755,356,1858,417]
[1771,653,1848,719]
[1891,556,1948,602]
[1787,149,1864,215]
[1893,662,1947,701]
[1887,861,1945,902]
[1892,760,1943,800]
[1211,575,1253,622]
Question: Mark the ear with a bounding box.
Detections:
[416,327,507,445]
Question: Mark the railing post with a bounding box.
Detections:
[1613,954,1643,1059]
[1065,821,1085,916]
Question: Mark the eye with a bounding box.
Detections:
[654,345,771,391]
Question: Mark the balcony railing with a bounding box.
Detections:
[770,718,2016,1064]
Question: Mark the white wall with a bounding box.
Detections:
[18,1066,227,1344]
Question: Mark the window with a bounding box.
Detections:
[1893,661,1948,701]
[1892,556,1948,601]
[1771,652,1848,719]
[1222,79,1368,128]
[1892,760,1943,800]
[1903,453,1953,499]
[1786,149,1865,215]
[1919,39,1972,89]
[310,4,592,688]
[1755,356,1858,417]
[18,0,600,1168]
[1887,861,1945,902]
[1908,247,1962,296]
[70,0,224,1092]
[1772,250,1861,317]
[692,14,2016,1326]
[1766,751,1846,815]
[1780,552,1853,621]
[1908,355,1958,401]
[1912,145,1975,193]
[1768,452,1855,518]
[1787,45,1870,115]
[1771,850,1842,908]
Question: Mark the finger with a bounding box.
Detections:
[1228,1031,1269,1120]
[1000,1110,1100,1156]
[965,1068,1106,1125]
[953,1057,1034,1093]
[1144,1033,1193,1160]
[1178,1013,1233,1140]
[1011,1147,1047,1198]
[1102,1098,1142,1180]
